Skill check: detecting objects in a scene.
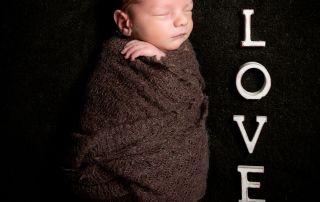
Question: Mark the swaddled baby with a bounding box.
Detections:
[64,0,210,201]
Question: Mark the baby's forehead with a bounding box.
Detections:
[138,0,193,6]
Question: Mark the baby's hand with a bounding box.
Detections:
[121,40,166,61]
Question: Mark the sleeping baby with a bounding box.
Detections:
[63,0,210,201]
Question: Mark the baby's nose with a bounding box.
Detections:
[174,14,188,27]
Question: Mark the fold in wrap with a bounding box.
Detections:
[63,36,210,202]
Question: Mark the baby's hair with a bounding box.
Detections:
[118,0,140,12]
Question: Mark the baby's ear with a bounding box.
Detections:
[113,10,132,36]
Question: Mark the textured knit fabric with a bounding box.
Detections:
[63,36,210,202]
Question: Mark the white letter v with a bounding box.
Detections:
[233,115,267,154]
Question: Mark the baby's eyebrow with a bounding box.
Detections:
[150,4,170,11]
[149,2,193,13]
[184,2,193,9]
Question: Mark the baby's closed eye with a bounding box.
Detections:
[151,11,170,17]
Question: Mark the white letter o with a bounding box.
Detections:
[236,62,271,100]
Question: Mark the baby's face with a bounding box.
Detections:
[128,0,193,51]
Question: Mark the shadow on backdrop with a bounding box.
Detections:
[51,1,122,201]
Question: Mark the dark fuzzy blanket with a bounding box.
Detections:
[63,36,210,202]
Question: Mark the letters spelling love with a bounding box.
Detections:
[235,9,270,202]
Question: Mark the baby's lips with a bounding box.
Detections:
[172,33,187,38]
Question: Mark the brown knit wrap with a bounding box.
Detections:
[64,36,210,202]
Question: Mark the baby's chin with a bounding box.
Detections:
[159,39,188,51]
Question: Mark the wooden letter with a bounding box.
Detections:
[238,165,265,202]
[241,9,266,47]
[233,115,267,154]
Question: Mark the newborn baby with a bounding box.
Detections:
[63,0,210,201]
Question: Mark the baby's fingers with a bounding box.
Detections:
[123,45,146,60]
[120,40,166,61]
[129,48,148,61]
[122,43,146,57]
[121,42,136,54]
[121,40,144,54]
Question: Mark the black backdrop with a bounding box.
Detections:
[2,0,319,201]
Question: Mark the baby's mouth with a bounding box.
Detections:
[172,33,187,38]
